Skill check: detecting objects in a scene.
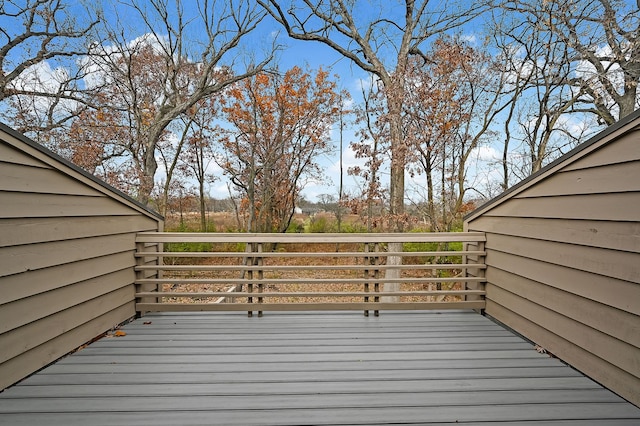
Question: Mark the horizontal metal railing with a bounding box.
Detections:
[134,232,486,316]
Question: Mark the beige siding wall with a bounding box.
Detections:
[465,125,640,406]
[0,134,162,390]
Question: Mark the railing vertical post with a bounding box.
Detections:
[364,243,370,317]
[257,242,264,317]
[135,239,160,317]
[373,242,380,317]
[464,237,486,314]
[246,242,254,317]
[157,240,163,303]
[135,241,144,317]
[476,239,486,314]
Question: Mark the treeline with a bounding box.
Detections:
[163,194,475,234]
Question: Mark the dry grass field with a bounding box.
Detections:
[163,210,389,234]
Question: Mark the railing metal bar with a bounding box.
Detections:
[136,290,487,298]
[246,243,254,317]
[135,276,487,285]
[135,231,487,244]
[134,250,487,258]
[135,300,487,311]
[135,263,486,271]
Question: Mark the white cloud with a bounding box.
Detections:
[9,60,79,115]
[341,97,354,110]
[205,159,223,176]
[460,34,477,45]
[82,32,172,90]
[208,181,230,199]
[352,74,380,95]
[471,145,501,162]
[10,61,68,92]
[327,144,367,175]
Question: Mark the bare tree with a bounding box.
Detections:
[79,0,274,205]
[0,0,99,133]
[182,98,221,232]
[403,37,510,231]
[348,76,387,233]
[220,66,342,233]
[156,118,192,217]
[491,0,624,182]
[500,0,640,125]
[258,0,489,230]
[0,0,97,99]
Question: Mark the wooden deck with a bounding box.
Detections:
[1,311,638,425]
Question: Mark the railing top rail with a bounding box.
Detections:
[135,250,486,258]
[135,231,486,244]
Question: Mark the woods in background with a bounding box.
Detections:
[1,0,638,231]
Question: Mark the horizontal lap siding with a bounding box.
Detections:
[0,135,161,391]
[487,283,638,377]
[0,251,135,304]
[0,303,135,393]
[0,286,134,363]
[468,216,640,254]
[465,124,640,406]
[0,234,137,278]
[483,192,639,221]
[486,265,640,345]
[0,215,158,248]
[0,268,136,334]
[0,192,146,217]
[485,249,639,315]
[487,301,640,410]
[486,232,638,286]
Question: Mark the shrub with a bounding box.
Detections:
[339,222,368,233]
[403,240,463,265]
[306,215,334,233]
[286,222,305,233]
[165,241,213,253]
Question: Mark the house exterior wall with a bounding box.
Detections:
[0,126,162,390]
[465,116,640,406]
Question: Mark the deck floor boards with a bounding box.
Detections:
[1,310,639,425]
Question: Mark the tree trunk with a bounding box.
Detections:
[161,180,170,218]
[387,95,406,231]
[199,181,207,232]
[383,91,405,302]
[139,146,157,206]
[618,88,637,121]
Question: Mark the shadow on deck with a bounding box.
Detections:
[0,310,638,425]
